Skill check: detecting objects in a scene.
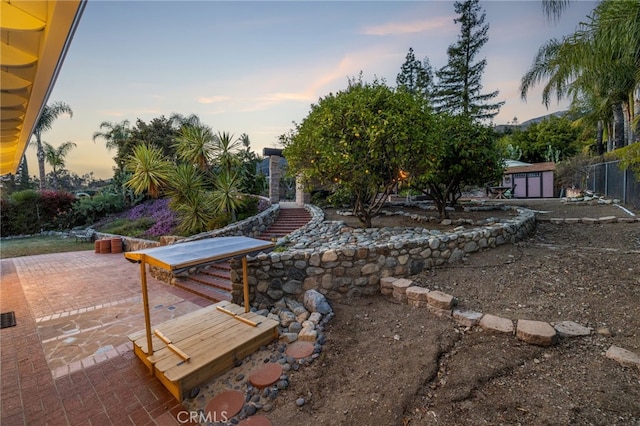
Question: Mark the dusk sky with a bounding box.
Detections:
[33,0,597,180]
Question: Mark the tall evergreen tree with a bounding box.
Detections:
[396,47,434,100]
[433,0,504,121]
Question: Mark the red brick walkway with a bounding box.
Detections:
[1,253,210,425]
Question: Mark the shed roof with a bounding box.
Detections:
[506,162,556,174]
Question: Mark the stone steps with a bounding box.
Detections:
[173,207,311,302]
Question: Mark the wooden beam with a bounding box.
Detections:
[154,329,190,362]
[139,255,154,370]
[216,306,258,327]
[242,256,249,313]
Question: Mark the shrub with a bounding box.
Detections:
[72,193,126,226]
[101,217,156,238]
[237,196,259,221]
[0,190,76,236]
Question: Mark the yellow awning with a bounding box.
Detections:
[0,0,85,176]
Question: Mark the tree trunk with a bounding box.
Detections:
[596,120,604,155]
[622,102,631,147]
[36,135,46,190]
[633,85,640,143]
[612,102,625,149]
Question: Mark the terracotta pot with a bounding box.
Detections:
[99,239,111,254]
[111,237,123,254]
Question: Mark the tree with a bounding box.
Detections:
[125,144,172,198]
[410,115,503,218]
[213,131,242,177]
[432,0,504,121]
[92,120,132,152]
[174,123,216,172]
[43,141,77,189]
[396,47,434,99]
[167,164,215,235]
[128,116,180,162]
[283,77,439,227]
[31,102,73,189]
[521,0,640,150]
[211,170,244,223]
[92,120,132,172]
[236,133,265,195]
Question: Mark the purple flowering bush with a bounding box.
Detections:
[95,198,178,239]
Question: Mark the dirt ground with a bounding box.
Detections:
[266,199,640,425]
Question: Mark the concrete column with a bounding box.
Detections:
[295,175,307,207]
[269,155,281,203]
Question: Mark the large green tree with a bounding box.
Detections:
[31,102,73,189]
[396,47,434,99]
[283,77,439,227]
[410,115,503,218]
[432,0,504,121]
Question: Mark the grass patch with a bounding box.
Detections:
[97,217,156,239]
[0,236,95,259]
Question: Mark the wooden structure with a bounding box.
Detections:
[503,162,556,198]
[125,237,277,400]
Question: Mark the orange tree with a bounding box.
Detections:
[410,114,504,219]
[282,77,440,227]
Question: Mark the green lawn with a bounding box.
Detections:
[0,236,95,259]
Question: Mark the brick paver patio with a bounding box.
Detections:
[1,250,212,425]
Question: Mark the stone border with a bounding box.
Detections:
[230,205,536,307]
[536,216,639,224]
[381,276,640,372]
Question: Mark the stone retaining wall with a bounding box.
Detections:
[230,206,536,308]
[181,199,278,242]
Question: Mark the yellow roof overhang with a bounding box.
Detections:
[0,0,85,176]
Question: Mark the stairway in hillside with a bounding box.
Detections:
[174,206,311,303]
[257,207,312,241]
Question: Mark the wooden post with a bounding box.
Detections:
[139,255,154,366]
[242,256,249,313]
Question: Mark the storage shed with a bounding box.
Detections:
[503,162,556,198]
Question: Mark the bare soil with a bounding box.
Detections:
[267,199,640,425]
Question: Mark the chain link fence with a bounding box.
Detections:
[587,160,640,210]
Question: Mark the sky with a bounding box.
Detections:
[33,0,598,180]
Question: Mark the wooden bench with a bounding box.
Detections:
[128,301,279,400]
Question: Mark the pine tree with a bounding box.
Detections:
[396,47,434,100]
[433,0,504,121]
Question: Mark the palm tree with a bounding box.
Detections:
[43,141,77,189]
[213,131,242,176]
[211,170,244,222]
[542,0,573,21]
[521,0,639,150]
[92,120,131,151]
[167,163,206,207]
[92,120,132,172]
[125,144,172,198]
[31,102,73,189]
[174,124,216,172]
[173,191,216,235]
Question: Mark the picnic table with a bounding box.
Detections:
[488,186,512,199]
